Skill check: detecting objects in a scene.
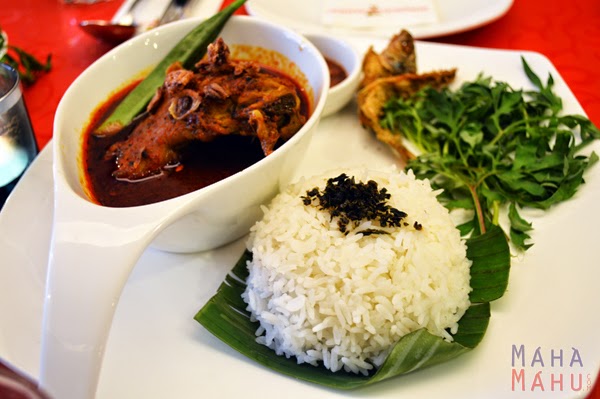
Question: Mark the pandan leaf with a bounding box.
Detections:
[194,224,510,388]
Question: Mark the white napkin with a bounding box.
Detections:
[322,0,438,29]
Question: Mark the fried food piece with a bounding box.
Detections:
[358,70,456,159]
[359,29,417,90]
[106,38,306,181]
[357,30,456,160]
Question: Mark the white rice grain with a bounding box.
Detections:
[241,167,471,374]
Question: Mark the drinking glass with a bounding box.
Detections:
[0,63,38,208]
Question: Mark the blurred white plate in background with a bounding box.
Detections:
[246,0,513,39]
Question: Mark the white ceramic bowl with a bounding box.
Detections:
[54,16,329,253]
[41,16,329,399]
[304,33,361,116]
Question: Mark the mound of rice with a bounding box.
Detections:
[241,167,471,375]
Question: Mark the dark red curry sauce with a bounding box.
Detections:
[83,68,309,208]
[325,57,347,87]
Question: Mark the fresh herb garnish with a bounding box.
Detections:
[302,173,410,234]
[381,57,600,250]
[0,28,51,85]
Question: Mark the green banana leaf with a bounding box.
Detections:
[194,224,510,388]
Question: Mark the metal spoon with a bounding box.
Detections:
[80,0,188,44]
[79,0,144,44]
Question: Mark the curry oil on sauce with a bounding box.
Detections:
[324,57,347,87]
[82,55,309,208]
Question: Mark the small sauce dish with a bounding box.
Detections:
[304,33,361,116]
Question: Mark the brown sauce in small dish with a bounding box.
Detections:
[325,57,348,87]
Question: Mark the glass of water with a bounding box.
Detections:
[0,63,38,208]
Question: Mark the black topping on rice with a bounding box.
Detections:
[301,173,420,235]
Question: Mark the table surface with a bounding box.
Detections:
[1,0,599,397]
[2,0,599,152]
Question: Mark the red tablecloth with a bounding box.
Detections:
[0,0,599,397]
[1,0,599,152]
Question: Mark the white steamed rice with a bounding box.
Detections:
[241,166,472,375]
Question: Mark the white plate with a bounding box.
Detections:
[1,40,599,399]
[246,0,513,39]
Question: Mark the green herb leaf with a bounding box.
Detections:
[381,58,599,250]
[0,39,51,85]
[194,226,510,388]
[508,202,532,233]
